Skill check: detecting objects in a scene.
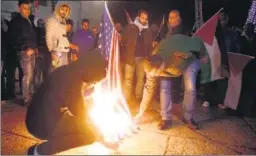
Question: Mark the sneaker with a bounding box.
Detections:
[181,117,199,130]
[158,120,172,130]
[218,104,227,110]
[202,101,210,107]
[27,144,39,155]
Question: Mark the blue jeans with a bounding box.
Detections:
[123,57,146,100]
[138,59,200,120]
[19,52,36,100]
[160,59,200,120]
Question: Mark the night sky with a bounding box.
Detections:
[108,0,252,29]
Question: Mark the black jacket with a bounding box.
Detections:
[8,13,37,55]
[121,24,153,65]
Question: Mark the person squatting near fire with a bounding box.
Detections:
[45,3,79,71]
[122,10,153,102]
[134,10,210,130]
[25,51,119,155]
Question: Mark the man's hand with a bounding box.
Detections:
[71,54,78,61]
[70,43,79,52]
[100,139,120,150]
[152,41,158,48]
[200,56,209,64]
[25,48,34,56]
[51,52,58,61]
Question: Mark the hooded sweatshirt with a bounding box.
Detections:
[45,3,71,53]
[26,50,107,138]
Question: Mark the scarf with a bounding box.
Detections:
[133,17,149,32]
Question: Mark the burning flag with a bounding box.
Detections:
[224,53,254,110]
[89,2,134,145]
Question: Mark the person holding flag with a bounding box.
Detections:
[134,9,210,130]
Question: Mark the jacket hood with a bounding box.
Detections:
[54,3,71,20]
[69,49,107,84]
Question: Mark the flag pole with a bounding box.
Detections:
[194,8,223,35]
[154,14,165,40]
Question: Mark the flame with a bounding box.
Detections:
[89,83,134,143]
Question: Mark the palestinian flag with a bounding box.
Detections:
[193,9,224,82]
[224,53,254,110]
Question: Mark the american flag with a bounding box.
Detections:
[97,2,132,118]
[98,2,121,91]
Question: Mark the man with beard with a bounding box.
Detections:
[46,3,79,71]
[8,0,38,105]
[122,10,153,102]
[134,10,208,130]
[26,51,119,155]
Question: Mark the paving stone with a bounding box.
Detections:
[198,117,256,149]
[166,137,237,155]
[1,103,39,141]
[1,131,40,155]
[58,131,168,155]
[137,111,206,140]
[117,131,168,155]
[244,117,256,133]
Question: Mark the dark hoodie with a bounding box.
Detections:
[26,50,107,139]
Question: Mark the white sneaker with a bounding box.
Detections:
[202,101,210,107]
[218,104,227,110]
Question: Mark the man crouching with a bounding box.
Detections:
[25,50,117,155]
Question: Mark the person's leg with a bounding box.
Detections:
[134,74,158,120]
[159,78,172,130]
[123,63,135,102]
[17,61,23,95]
[19,52,34,103]
[30,54,36,95]
[170,77,182,104]
[6,56,17,99]
[1,58,7,100]
[215,78,229,109]
[182,60,200,130]
[135,57,146,100]
[33,57,41,91]
[201,81,214,107]
[34,114,102,155]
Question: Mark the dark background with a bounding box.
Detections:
[108,0,252,29]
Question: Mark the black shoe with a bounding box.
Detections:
[181,117,199,130]
[158,120,172,130]
[27,144,38,155]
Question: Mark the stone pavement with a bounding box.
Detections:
[1,99,256,155]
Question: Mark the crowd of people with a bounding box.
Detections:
[1,0,256,155]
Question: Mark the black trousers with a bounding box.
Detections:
[26,112,100,143]
[6,54,23,97]
[34,52,51,90]
[202,78,228,105]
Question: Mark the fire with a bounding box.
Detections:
[88,83,134,144]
